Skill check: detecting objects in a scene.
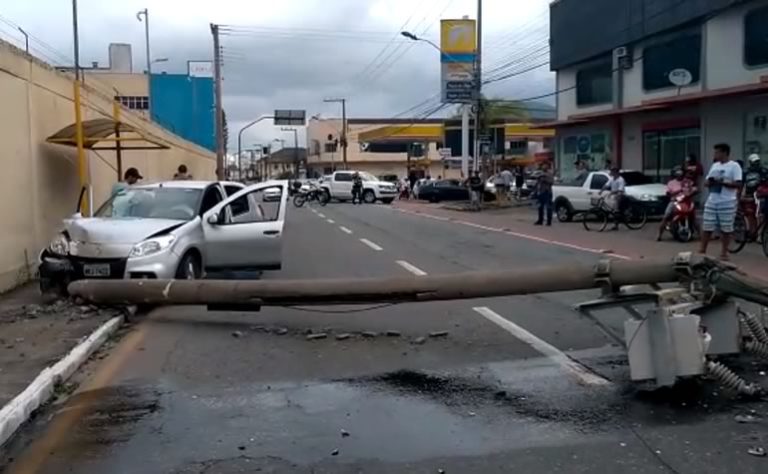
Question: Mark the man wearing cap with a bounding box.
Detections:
[111,167,143,196]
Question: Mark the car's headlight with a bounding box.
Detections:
[48,233,70,256]
[639,194,656,201]
[129,235,176,258]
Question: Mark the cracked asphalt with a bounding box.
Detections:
[2,202,768,473]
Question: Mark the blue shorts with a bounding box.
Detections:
[702,200,737,233]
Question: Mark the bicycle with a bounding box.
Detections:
[728,200,767,256]
[582,195,648,232]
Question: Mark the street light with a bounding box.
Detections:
[400,31,441,52]
[136,8,152,115]
[323,98,347,170]
[280,127,300,178]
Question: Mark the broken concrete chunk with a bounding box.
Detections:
[275,328,289,335]
[335,333,352,341]
[331,448,339,456]
[747,447,766,457]
[429,331,449,338]
[231,331,244,338]
[412,337,427,345]
[306,333,328,340]
[361,331,378,338]
[385,330,402,337]
[340,429,350,438]
[735,414,759,424]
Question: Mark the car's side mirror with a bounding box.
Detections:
[207,213,220,225]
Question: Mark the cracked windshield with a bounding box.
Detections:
[2,0,768,472]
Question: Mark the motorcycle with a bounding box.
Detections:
[668,193,696,242]
[293,185,329,208]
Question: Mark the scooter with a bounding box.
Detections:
[668,194,696,242]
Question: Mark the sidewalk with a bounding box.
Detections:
[394,200,768,280]
[0,283,126,446]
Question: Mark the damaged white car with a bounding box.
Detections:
[39,180,289,296]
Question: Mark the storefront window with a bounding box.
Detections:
[558,132,612,179]
[642,127,700,182]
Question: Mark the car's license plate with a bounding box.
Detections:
[83,263,111,277]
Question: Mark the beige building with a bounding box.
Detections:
[0,39,215,293]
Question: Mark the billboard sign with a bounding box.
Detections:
[273,110,306,126]
[188,60,213,78]
[440,19,477,104]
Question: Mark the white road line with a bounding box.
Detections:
[339,226,353,234]
[472,307,611,387]
[359,238,383,251]
[317,213,326,218]
[393,208,631,260]
[311,209,318,214]
[396,260,427,276]
[327,219,335,224]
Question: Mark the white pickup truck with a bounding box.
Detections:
[320,171,398,204]
[552,170,668,222]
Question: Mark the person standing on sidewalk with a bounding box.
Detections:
[534,162,554,226]
[699,143,742,260]
[468,171,484,211]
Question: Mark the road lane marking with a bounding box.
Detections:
[392,208,630,260]
[396,260,428,276]
[340,226,353,234]
[360,238,383,251]
[311,209,318,214]
[327,219,335,224]
[317,213,326,218]
[472,307,611,387]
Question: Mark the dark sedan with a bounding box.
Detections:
[417,179,496,203]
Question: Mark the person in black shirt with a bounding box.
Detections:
[468,171,484,211]
[352,173,363,205]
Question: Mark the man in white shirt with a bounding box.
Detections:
[699,143,742,260]
[600,167,627,230]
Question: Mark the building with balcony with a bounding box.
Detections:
[545,0,768,181]
[307,116,554,180]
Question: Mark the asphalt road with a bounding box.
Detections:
[2,201,767,474]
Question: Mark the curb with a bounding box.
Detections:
[0,315,124,447]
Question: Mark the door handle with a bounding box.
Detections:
[263,230,280,235]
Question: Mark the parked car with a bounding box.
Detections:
[38,180,289,296]
[485,173,535,197]
[320,171,398,203]
[417,179,497,203]
[552,170,667,222]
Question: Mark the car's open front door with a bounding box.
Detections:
[202,181,288,271]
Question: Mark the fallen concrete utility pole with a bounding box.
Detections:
[69,256,702,307]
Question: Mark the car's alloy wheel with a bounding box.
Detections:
[176,253,201,280]
[363,190,376,204]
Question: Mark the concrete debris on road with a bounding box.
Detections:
[231,331,244,338]
[306,333,328,340]
[275,328,289,335]
[735,414,759,423]
[340,429,350,437]
[361,331,378,338]
[412,336,427,345]
[747,447,766,457]
[429,331,449,338]
[331,448,339,456]
[335,333,351,341]
[385,330,402,337]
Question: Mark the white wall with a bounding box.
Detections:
[702,95,768,166]
[706,0,768,90]
[555,68,613,120]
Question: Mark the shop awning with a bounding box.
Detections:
[46,118,170,151]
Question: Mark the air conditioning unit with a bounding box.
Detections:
[614,46,633,70]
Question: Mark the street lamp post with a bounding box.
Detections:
[280,127,299,177]
[401,30,474,178]
[237,115,274,181]
[323,98,347,170]
[136,8,152,115]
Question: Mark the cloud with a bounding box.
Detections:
[1,0,555,148]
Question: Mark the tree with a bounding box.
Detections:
[452,96,530,122]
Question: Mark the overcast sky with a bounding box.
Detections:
[0,0,554,148]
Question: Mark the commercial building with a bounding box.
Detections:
[545,0,768,181]
[306,117,554,180]
[58,43,214,151]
